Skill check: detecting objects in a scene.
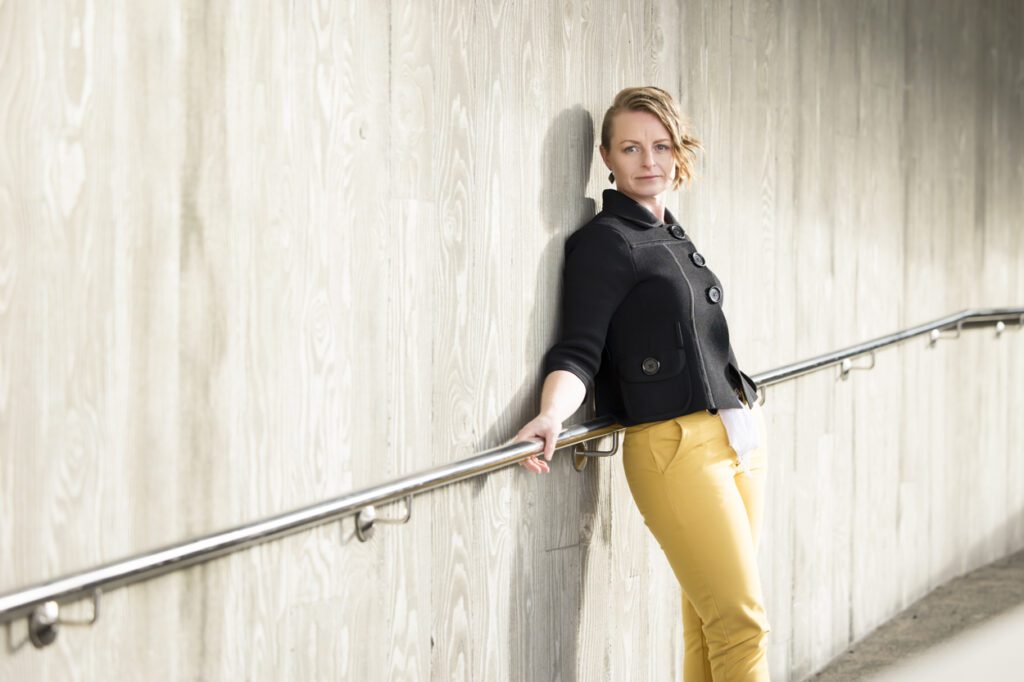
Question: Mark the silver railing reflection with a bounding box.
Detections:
[1,307,1021,648]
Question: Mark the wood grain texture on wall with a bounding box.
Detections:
[0,1,1022,681]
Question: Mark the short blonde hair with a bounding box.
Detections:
[600,86,702,190]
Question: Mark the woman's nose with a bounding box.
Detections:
[642,148,655,166]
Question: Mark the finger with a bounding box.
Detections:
[516,436,540,450]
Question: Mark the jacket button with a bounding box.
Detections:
[690,251,706,267]
[706,285,722,304]
[668,225,686,240]
[641,357,661,375]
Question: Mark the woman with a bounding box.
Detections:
[513,87,772,681]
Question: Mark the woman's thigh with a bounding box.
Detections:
[622,410,770,643]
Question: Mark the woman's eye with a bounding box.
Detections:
[656,144,670,151]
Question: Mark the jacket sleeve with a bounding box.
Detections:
[542,226,637,392]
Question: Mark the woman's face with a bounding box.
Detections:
[600,109,676,205]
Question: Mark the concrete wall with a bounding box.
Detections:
[1,1,1021,680]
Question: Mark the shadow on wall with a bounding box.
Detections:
[476,103,599,474]
[495,104,604,680]
[520,100,598,679]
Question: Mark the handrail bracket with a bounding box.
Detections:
[355,495,413,542]
[26,588,101,649]
[838,351,877,380]
[995,316,1024,337]
[573,431,621,472]
[929,320,964,346]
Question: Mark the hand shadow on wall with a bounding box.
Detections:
[497,104,609,681]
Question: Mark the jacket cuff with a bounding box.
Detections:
[543,360,594,395]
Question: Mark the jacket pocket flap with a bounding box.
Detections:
[738,368,759,392]
[730,364,759,404]
[618,348,686,383]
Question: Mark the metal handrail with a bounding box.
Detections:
[755,307,1022,386]
[1,306,1021,646]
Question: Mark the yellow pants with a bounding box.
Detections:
[623,402,771,682]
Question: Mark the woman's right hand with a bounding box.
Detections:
[511,412,564,474]
[511,370,585,474]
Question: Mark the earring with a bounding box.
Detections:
[608,172,615,183]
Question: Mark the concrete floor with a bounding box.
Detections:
[806,547,1024,681]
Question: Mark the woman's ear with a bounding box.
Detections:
[599,145,610,168]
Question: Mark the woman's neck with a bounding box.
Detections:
[621,190,666,223]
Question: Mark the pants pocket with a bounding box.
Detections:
[647,417,684,474]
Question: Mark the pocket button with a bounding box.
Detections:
[641,357,661,375]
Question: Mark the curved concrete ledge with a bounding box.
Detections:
[808,548,1024,681]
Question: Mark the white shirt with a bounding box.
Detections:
[718,402,758,473]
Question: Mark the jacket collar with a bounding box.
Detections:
[601,189,680,230]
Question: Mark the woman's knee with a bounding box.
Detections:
[705,616,770,681]
[704,599,771,652]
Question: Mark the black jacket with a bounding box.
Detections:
[542,189,759,426]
